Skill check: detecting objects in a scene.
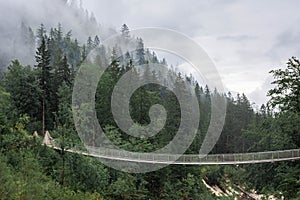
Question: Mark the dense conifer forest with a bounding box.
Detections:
[0,1,299,199]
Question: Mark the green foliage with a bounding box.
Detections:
[4,60,40,126]
[0,85,10,134]
[107,173,148,200]
[241,57,300,199]
[268,56,300,113]
[1,23,300,199]
[244,112,299,151]
[64,154,109,193]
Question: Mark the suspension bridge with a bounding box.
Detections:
[40,131,300,165]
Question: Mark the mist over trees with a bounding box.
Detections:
[0,1,299,199]
[0,0,115,71]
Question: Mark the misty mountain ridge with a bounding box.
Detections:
[0,0,116,71]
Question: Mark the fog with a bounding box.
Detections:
[0,0,115,70]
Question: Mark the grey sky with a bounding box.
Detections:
[1,0,299,106]
[83,0,300,106]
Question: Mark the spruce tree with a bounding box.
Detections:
[136,38,145,65]
[121,24,130,40]
[35,37,52,134]
[37,24,46,46]
[94,35,100,47]
[87,36,93,53]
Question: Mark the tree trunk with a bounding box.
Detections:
[42,93,45,135]
[61,129,65,186]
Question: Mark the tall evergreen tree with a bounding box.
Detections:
[87,36,93,53]
[4,60,40,134]
[121,24,130,40]
[37,24,47,46]
[54,54,71,86]
[81,44,87,62]
[136,38,145,65]
[94,35,100,47]
[35,37,52,134]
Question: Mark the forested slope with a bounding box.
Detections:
[0,7,299,199]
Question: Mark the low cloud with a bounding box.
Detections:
[248,75,273,106]
[217,35,257,42]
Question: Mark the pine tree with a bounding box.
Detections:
[35,37,52,134]
[37,24,47,46]
[121,24,130,40]
[5,60,40,126]
[69,39,81,70]
[108,47,121,81]
[151,51,159,63]
[161,58,167,65]
[54,53,71,87]
[94,35,100,47]
[81,44,87,62]
[87,36,93,53]
[57,23,63,42]
[136,38,145,65]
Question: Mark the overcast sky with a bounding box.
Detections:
[82,0,300,106]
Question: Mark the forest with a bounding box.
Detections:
[0,0,300,198]
[0,20,299,199]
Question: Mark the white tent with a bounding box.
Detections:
[42,131,54,146]
[33,131,39,138]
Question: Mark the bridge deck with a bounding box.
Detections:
[43,131,300,165]
[50,145,300,165]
